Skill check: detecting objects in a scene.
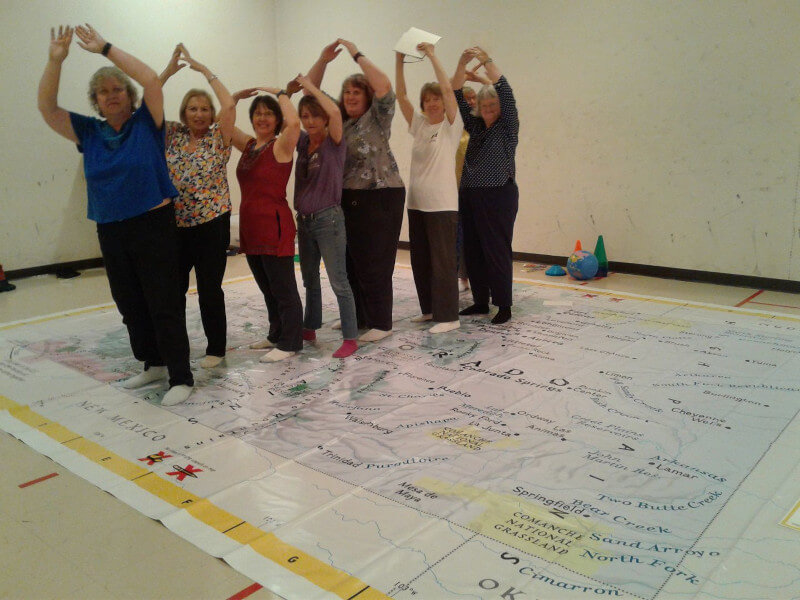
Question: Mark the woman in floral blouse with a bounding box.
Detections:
[307,39,405,343]
[160,45,235,369]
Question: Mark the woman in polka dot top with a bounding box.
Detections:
[452,47,519,325]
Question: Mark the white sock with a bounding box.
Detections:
[430,320,461,334]
[358,328,392,343]
[259,348,295,362]
[121,366,167,389]
[411,313,433,323]
[249,339,274,349]
[161,384,193,406]
[200,355,224,369]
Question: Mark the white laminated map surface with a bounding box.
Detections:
[1,268,799,599]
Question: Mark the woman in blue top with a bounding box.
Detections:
[37,25,193,406]
[452,47,519,325]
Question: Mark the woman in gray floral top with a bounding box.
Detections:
[308,39,405,343]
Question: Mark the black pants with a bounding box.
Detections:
[408,209,459,322]
[341,187,405,331]
[459,180,519,307]
[245,254,302,352]
[97,203,193,387]
[177,212,230,357]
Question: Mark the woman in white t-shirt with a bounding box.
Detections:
[396,42,463,334]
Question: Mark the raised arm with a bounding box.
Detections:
[38,26,78,143]
[178,44,236,145]
[450,47,478,91]
[338,39,392,98]
[158,45,185,85]
[394,53,413,127]
[230,88,258,152]
[473,46,502,84]
[271,89,301,162]
[418,43,457,124]
[296,74,343,144]
[74,24,165,126]
[307,40,341,89]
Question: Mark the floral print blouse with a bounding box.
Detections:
[165,121,232,227]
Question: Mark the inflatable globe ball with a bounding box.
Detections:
[567,250,599,280]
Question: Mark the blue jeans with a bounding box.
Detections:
[297,205,358,340]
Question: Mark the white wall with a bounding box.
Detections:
[275,0,800,281]
[3,0,799,281]
[0,0,276,270]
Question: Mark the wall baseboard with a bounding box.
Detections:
[6,258,105,280]
[9,250,800,294]
[396,242,800,293]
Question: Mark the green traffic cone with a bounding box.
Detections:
[594,236,608,277]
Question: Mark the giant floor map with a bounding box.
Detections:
[1,268,799,599]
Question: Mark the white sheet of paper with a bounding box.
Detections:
[394,27,441,58]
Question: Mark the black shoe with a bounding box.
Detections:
[459,303,490,316]
[491,307,512,324]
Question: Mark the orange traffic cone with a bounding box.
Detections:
[0,263,15,293]
[574,240,582,252]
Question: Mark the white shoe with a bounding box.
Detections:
[411,314,433,323]
[161,384,193,406]
[249,339,274,349]
[260,348,295,362]
[358,328,392,343]
[331,320,342,330]
[200,355,224,369]
[430,320,461,334]
[121,366,167,389]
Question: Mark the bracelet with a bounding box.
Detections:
[352,51,364,62]
[101,42,112,56]
[207,74,218,83]
[276,89,288,98]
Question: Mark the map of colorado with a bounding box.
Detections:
[1,269,799,599]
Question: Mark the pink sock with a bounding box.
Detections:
[333,339,358,358]
[302,328,317,342]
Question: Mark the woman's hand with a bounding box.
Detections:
[75,24,107,54]
[465,68,491,85]
[337,38,359,58]
[319,40,342,63]
[294,73,313,91]
[177,44,207,74]
[459,47,479,66]
[416,42,435,57]
[162,44,185,79]
[473,46,491,65]
[285,78,302,97]
[232,88,259,103]
[48,25,73,63]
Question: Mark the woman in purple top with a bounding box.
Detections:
[293,74,358,359]
[37,25,193,406]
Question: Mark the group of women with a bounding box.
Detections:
[37,25,519,406]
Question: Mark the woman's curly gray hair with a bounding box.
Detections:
[473,84,497,117]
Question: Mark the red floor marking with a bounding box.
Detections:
[735,289,764,307]
[749,301,800,310]
[18,472,59,488]
[226,583,263,600]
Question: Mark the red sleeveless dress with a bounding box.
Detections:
[236,138,295,256]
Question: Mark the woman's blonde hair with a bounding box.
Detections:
[88,66,138,116]
[179,89,216,125]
